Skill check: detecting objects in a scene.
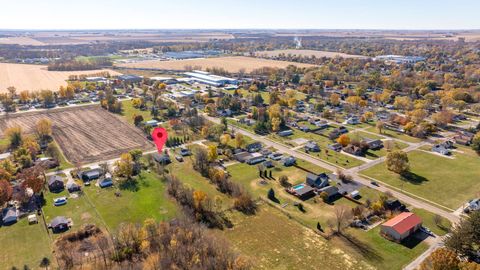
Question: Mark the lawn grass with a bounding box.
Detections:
[83,171,178,229]
[365,126,421,143]
[0,218,53,270]
[219,204,375,270]
[336,226,429,270]
[411,208,451,236]
[42,189,105,236]
[121,99,153,124]
[361,150,480,209]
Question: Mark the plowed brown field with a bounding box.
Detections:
[0,105,153,164]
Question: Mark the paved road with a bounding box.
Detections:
[404,236,445,270]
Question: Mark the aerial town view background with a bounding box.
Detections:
[0,0,479,269]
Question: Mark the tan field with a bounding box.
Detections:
[0,105,154,164]
[0,37,46,46]
[255,49,369,59]
[116,56,316,73]
[0,63,121,92]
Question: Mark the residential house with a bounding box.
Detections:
[464,199,480,213]
[453,132,474,146]
[329,126,348,139]
[343,144,363,156]
[99,175,113,188]
[78,168,103,182]
[363,138,384,150]
[234,151,253,163]
[328,143,343,152]
[306,173,329,189]
[344,116,360,125]
[304,141,320,152]
[380,212,422,242]
[246,155,266,165]
[153,153,171,165]
[288,184,315,200]
[246,142,262,153]
[48,175,64,193]
[432,144,451,155]
[2,207,18,224]
[318,186,340,201]
[283,156,296,167]
[66,181,81,193]
[49,216,71,233]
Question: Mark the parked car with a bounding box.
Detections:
[175,155,184,162]
[420,226,435,237]
[53,197,67,206]
[370,181,379,187]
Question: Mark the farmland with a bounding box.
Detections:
[0,63,121,93]
[0,105,154,164]
[116,56,316,73]
[255,49,369,59]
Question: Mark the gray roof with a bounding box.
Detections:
[2,207,17,222]
[48,175,64,186]
[296,185,315,196]
[50,216,68,227]
[319,186,339,197]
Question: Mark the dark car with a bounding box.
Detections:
[370,181,379,187]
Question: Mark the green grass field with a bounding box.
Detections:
[0,218,53,270]
[121,99,153,124]
[411,208,451,236]
[361,149,480,209]
[365,126,421,143]
[349,131,409,160]
[83,171,178,229]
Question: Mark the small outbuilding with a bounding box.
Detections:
[49,216,71,233]
[2,207,18,224]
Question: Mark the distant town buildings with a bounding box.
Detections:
[374,55,426,64]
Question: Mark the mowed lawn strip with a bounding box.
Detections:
[360,150,480,209]
[0,218,53,270]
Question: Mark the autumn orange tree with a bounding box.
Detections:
[337,134,351,147]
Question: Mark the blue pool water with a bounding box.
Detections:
[293,184,305,190]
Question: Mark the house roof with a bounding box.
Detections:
[50,216,68,227]
[48,175,63,186]
[382,212,422,235]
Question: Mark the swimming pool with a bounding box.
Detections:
[293,184,305,191]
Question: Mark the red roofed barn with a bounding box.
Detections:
[380,212,422,242]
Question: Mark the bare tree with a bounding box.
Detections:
[332,205,353,234]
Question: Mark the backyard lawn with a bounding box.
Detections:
[0,218,53,270]
[83,171,178,229]
[121,99,153,124]
[349,131,409,160]
[360,149,480,209]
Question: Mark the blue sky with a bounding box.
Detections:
[0,0,479,30]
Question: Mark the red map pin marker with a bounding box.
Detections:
[152,127,168,153]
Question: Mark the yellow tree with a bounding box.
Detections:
[19,90,30,103]
[115,153,134,179]
[271,117,281,132]
[235,133,245,149]
[36,118,52,140]
[207,145,218,162]
[220,134,231,146]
